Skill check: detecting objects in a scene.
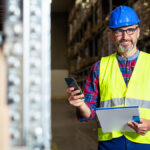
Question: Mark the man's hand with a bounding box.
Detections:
[128,118,150,136]
[66,87,85,107]
[66,87,91,118]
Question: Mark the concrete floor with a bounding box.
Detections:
[52,99,98,150]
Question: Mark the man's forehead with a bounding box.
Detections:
[117,25,137,30]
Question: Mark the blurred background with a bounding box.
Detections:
[0,0,150,150]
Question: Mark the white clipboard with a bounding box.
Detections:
[96,106,140,133]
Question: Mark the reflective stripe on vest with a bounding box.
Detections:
[98,51,150,144]
[100,98,150,109]
[126,98,150,109]
[100,98,124,107]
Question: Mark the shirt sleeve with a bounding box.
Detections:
[77,61,100,122]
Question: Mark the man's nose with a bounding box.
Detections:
[122,31,129,39]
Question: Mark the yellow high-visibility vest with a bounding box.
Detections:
[98,51,150,144]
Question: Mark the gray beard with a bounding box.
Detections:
[118,44,134,53]
[116,40,137,53]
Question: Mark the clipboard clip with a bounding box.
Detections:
[132,116,140,123]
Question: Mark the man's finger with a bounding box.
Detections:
[69,94,84,101]
[131,121,139,127]
[128,121,138,130]
[66,87,74,93]
[69,99,84,104]
[69,99,84,106]
[72,90,82,95]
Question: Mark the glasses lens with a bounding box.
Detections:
[113,30,122,36]
[113,27,138,36]
[126,27,137,35]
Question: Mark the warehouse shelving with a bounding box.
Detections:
[67,0,150,90]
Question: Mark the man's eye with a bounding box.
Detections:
[115,30,122,33]
[127,28,134,31]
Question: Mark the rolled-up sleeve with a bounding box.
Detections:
[77,61,100,122]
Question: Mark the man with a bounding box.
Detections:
[67,5,150,150]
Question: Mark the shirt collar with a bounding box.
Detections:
[117,50,140,61]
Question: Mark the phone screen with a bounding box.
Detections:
[64,77,82,95]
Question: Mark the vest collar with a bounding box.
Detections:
[117,50,140,61]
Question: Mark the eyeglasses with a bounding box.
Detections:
[112,26,138,36]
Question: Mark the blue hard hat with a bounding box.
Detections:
[109,6,140,29]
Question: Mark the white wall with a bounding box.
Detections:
[51,69,68,99]
[51,13,69,100]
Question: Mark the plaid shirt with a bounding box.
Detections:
[78,50,140,121]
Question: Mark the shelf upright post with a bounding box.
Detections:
[109,0,112,13]
[23,0,51,149]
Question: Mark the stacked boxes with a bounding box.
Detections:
[68,0,150,89]
[68,0,109,88]
[68,0,103,73]
[133,0,150,40]
[68,0,93,43]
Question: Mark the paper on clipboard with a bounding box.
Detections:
[96,106,140,133]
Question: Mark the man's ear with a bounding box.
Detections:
[137,28,140,39]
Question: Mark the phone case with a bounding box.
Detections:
[64,77,82,94]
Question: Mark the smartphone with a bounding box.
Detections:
[64,77,82,95]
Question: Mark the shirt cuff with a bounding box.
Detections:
[76,105,96,122]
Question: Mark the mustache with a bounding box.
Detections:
[119,39,132,44]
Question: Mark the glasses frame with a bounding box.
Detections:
[112,26,139,36]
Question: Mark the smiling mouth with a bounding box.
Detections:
[120,40,130,43]
[120,40,131,46]
[121,42,129,45]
